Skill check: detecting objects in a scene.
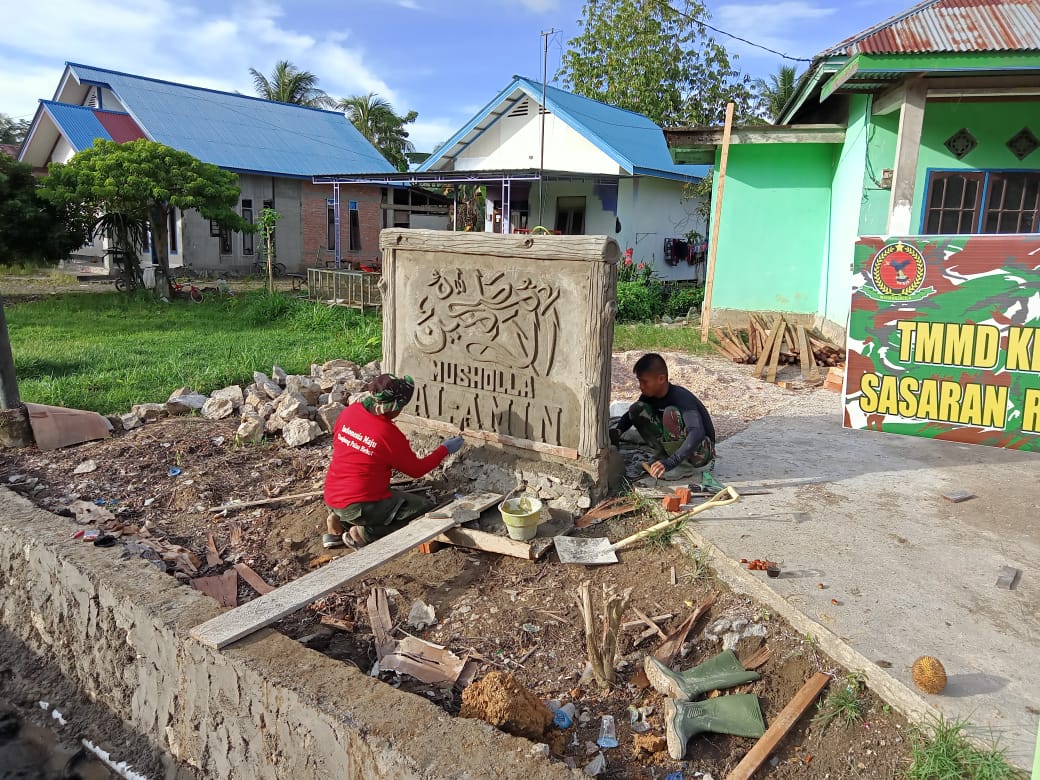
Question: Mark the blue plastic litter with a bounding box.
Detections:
[168,467,182,477]
[665,773,684,780]
[552,708,573,729]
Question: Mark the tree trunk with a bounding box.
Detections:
[150,204,174,299]
[0,292,33,448]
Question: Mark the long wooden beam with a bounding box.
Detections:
[700,101,735,343]
[190,493,502,649]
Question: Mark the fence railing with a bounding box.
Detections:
[307,268,382,311]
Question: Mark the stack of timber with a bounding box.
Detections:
[711,314,845,385]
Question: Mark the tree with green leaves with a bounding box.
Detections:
[0,155,87,266]
[0,113,31,145]
[337,93,417,171]
[249,60,333,108]
[755,65,800,123]
[558,0,754,126]
[39,139,250,297]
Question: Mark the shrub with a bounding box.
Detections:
[616,281,664,322]
[665,286,705,318]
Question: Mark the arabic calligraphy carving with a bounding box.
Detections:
[413,269,561,377]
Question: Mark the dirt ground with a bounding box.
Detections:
[0,354,914,778]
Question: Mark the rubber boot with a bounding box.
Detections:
[644,650,760,701]
[664,694,766,760]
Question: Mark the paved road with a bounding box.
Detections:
[698,393,1039,767]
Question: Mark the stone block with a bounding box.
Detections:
[211,385,245,409]
[167,392,209,416]
[322,359,360,376]
[236,415,264,445]
[316,402,346,433]
[261,380,283,400]
[201,397,235,421]
[130,403,166,423]
[120,411,143,431]
[253,371,270,386]
[286,375,322,406]
[244,390,265,409]
[282,419,323,447]
[272,365,288,386]
[379,231,617,460]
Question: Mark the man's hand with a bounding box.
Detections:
[442,436,464,455]
[609,428,621,446]
[646,460,667,479]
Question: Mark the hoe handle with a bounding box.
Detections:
[611,487,739,551]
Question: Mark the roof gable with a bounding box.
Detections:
[63,63,395,177]
[418,77,706,181]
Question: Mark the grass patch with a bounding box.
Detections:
[907,716,1024,780]
[613,322,716,355]
[7,290,381,415]
[814,672,866,729]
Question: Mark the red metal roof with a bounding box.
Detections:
[826,0,1040,56]
[94,110,146,143]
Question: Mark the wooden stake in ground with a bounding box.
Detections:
[576,581,632,687]
[726,672,831,780]
[700,101,735,343]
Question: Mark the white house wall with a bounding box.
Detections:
[455,104,621,175]
[625,177,706,281]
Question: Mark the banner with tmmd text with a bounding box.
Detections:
[844,235,1040,451]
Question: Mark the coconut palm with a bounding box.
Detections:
[754,65,800,123]
[336,93,417,171]
[249,60,332,108]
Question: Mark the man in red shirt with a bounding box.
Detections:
[323,373,463,548]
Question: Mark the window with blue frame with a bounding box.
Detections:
[348,200,360,251]
[924,170,1040,234]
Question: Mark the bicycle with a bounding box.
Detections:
[253,258,287,277]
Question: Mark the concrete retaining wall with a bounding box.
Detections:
[0,489,573,779]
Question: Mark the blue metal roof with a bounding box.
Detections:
[41,101,113,151]
[66,63,395,177]
[418,76,708,182]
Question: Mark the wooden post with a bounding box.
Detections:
[887,79,927,235]
[700,102,735,343]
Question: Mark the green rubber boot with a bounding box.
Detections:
[644,650,761,701]
[664,694,766,759]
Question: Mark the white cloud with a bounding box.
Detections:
[713,1,836,62]
[0,0,399,118]
[408,116,466,152]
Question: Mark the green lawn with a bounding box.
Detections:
[5,291,711,416]
[6,291,381,415]
[613,322,716,355]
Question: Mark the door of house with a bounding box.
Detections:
[555,196,586,234]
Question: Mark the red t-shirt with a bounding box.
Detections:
[323,403,448,508]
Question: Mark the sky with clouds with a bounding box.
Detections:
[2,0,913,151]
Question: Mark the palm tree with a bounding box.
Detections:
[249,60,332,108]
[336,93,417,171]
[755,65,800,123]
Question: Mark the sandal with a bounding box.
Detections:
[342,526,369,549]
[321,533,345,549]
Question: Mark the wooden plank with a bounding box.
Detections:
[396,413,579,460]
[801,326,821,382]
[765,316,785,384]
[433,505,572,560]
[234,563,274,595]
[700,101,735,343]
[208,490,324,514]
[191,514,456,649]
[726,672,831,780]
[752,317,782,379]
[796,326,812,380]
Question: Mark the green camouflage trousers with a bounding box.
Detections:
[328,489,434,543]
[629,401,716,469]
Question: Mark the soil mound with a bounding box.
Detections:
[459,671,552,740]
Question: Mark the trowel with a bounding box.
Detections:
[554,487,739,565]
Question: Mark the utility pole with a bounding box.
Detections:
[538,28,557,228]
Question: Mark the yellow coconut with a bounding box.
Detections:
[911,656,947,694]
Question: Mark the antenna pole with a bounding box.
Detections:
[539,28,557,226]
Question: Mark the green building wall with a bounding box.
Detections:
[912,99,1039,229]
[710,143,836,315]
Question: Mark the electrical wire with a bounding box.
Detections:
[653,0,814,63]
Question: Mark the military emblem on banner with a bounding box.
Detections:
[863,241,935,302]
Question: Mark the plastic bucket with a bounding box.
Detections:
[499,497,543,541]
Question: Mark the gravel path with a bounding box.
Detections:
[611,350,833,441]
